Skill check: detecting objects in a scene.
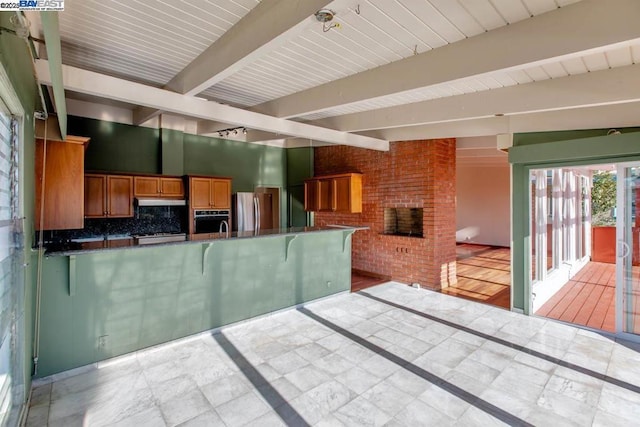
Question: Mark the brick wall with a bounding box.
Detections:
[314,139,457,290]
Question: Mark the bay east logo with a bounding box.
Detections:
[18,0,64,10]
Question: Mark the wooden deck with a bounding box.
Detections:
[535,262,616,332]
[441,244,511,309]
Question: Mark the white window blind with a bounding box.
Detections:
[0,98,23,426]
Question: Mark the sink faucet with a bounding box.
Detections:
[219,220,229,238]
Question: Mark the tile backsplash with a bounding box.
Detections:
[40,206,187,243]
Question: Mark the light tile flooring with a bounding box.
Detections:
[27,282,640,426]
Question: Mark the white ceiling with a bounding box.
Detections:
[34,0,640,154]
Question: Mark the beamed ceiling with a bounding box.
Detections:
[31,0,640,153]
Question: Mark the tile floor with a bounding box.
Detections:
[27,282,640,426]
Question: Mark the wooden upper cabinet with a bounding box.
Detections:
[85,174,133,218]
[134,176,184,198]
[133,176,160,197]
[304,173,362,213]
[211,179,230,208]
[304,180,319,212]
[107,175,133,217]
[35,137,88,230]
[160,177,184,198]
[317,179,334,212]
[188,177,231,209]
[190,178,213,209]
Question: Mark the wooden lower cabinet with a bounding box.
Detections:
[304,173,362,213]
[85,174,133,218]
[108,176,134,217]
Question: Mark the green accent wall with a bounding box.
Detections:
[183,134,286,191]
[67,116,297,227]
[67,115,160,174]
[0,11,40,408]
[509,132,640,313]
[161,128,184,176]
[286,147,314,227]
[35,231,352,377]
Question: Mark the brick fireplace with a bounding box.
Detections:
[314,139,457,290]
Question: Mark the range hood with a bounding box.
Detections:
[136,198,186,207]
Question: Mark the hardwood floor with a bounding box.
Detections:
[441,244,511,309]
[535,262,616,332]
[351,271,388,292]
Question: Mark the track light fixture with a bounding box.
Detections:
[216,127,247,138]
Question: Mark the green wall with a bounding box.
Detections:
[35,230,352,377]
[286,147,314,227]
[509,131,640,313]
[67,116,301,228]
[67,115,160,174]
[0,11,40,409]
[183,133,286,192]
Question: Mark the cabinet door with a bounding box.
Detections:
[107,175,133,217]
[318,179,334,211]
[211,179,230,208]
[304,180,319,212]
[36,139,86,229]
[334,176,351,212]
[84,174,107,218]
[133,176,160,197]
[191,178,213,209]
[160,177,185,198]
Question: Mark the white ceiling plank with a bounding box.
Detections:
[489,0,531,24]
[166,0,333,96]
[396,0,466,44]
[521,0,559,15]
[361,117,510,141]
[632,44,640,63]
[560,56,588,75]
[358,101,640,141]
[427,0,486,37]
[356,0,432,53]
[250,0,640,119]
[457,0,507,31]
[36,60,389,151]
[509,101,640,133]
[373,0,448,49]
[582,52,610,71]
[506,69,534,84]
[605,45,634,68]
[310,64,640,132]
[541,62,569,79]
[522,66,550,81]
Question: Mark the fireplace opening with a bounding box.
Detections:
[383,208,423,238]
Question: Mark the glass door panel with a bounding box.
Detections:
[617,164,640,335]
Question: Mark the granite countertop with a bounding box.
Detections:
[39,225,368,256]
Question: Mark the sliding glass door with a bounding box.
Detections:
[616,163,640,337]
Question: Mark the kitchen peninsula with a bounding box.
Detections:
[34,226,358,377]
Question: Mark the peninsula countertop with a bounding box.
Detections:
[39,225,369,256]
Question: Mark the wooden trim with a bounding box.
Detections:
[305,172,362,182]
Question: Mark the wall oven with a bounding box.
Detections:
[193,210,230,234]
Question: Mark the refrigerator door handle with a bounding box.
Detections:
[237,196,244,231]
[254,197,260,231]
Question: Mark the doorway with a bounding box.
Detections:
[530,162,640,339]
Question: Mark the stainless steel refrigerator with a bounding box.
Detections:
[232,191,278,232]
